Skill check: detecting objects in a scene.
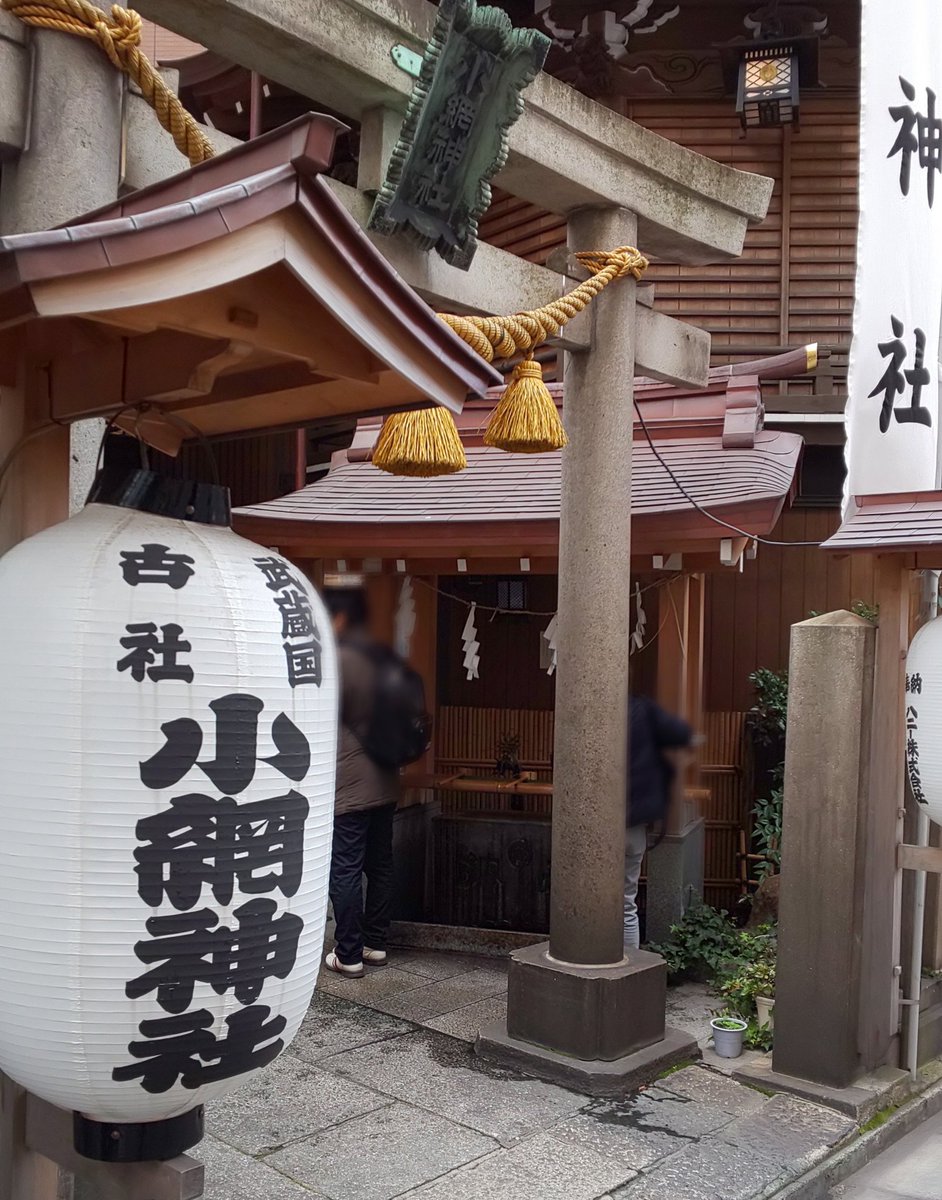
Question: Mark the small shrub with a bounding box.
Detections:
[648,898,741,982]
[751,765,784,880]
[747,667,789,746]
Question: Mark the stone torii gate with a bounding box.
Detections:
[135,0,773,1087]
[0,0,772,1193]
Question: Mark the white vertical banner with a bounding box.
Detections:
[845,6,942,505]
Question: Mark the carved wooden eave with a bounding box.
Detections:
[0,115,501,455]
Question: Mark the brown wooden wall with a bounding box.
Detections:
[704,506,877,712]
[480,93,859,394]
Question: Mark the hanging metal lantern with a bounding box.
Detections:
[0,468,337,1162]
[737,42,800,128]
[905,617,942,824]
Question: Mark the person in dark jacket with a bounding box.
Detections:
[625,695,694,950]
[323,588,400,978]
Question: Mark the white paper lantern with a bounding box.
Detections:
[905,617,942,824]
[0,470,337,1157]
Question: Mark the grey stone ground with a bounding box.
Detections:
[175,946,860,1200]
[829,1110,942,1200]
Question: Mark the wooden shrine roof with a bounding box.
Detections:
[0,114,500,455]
[235,355,805,564]
[823,493,942,556]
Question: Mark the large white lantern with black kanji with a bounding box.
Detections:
[905,617,942,825]
[0,469,337,1162]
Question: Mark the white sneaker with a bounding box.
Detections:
[363,947,387,966]
[324,951,364,979]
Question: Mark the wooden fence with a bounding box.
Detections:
[432,705,751,913]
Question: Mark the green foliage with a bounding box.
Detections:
[751,764,783,879]
[712,1017,745,1031]
[648,898,741,982]
[809,599,879,624]
[744,1019,774,1053]
[747,667,789,746]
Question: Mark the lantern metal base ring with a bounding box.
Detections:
[73,1106,205,1162]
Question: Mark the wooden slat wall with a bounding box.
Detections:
[624,101,785,357]
[701,711,750,912]
[705,506,877,712]
[480,95,859,397]
[156,432,297,508]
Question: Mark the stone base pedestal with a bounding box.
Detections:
[734,1056,912,1123]
[476,1021,699,1096]
[644,818,705,945]
[474,941,698,1093]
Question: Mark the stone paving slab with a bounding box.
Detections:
[316,965,427,1004]
[717,1093,856,1173]
[405,1132,634,1200]
[654,1066,769,1116]
[209,1052,391,1156]
[197,1135,326,1199]
[386,949,501,981]
[266,1101,497,1200]
[290,991,415,1063]
[372,968,509,1022]
[423,994,508,1042]
[611,1132,792,1200]
[549,1084,737,1171]
[320,1028,589,1146]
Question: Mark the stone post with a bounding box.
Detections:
[0,27,121,1200]
[477,207,697,1092]
[771,611,877,1089]
[1,26,123,520]
[548,205,637,966]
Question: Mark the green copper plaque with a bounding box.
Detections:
[369,0,549,271]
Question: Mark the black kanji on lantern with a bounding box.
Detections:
[908,672,924,694]
[284,641,323,688]
[889,77,942,206]
[112,1005,286,1094]
[253,558,323,688]
[253,557,304,593]
[134,789,309,910]
[117,623,194,683]
[126,899,302,1013]
[868,316,933,433]
[274,589,317,641]
[139,695,310,793]
[119,544,195,589]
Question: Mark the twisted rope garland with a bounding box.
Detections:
[374,247,649,474]
[2,0,215,166]
[437,246,648,362]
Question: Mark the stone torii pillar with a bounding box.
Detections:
[477,208,698,1090]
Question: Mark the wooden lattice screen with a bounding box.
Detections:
[432,706,750,912]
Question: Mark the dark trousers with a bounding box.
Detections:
[329,803,397,965]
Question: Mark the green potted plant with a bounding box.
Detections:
[710,1014,747,1058]
[717,953,776,1030]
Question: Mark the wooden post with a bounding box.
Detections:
[644,574,706,943]
[859,558,909,1071]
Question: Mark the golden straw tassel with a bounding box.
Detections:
[484,357,568,454]
[372,409,467,477]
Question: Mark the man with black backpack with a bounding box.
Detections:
[625,694,694,951]
[323,587,432,978]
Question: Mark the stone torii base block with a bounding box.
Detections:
[477,945,697,1095]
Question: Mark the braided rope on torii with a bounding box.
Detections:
[2,0,215,166]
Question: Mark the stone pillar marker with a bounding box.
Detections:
[772,611,877,1088]
[477,207,698,1091]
